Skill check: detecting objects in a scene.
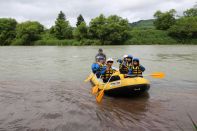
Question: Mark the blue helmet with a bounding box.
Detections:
[127,55,133,59]
[133,58,139,63]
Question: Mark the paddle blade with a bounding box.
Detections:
[150,72,165,78]
[96,90,104,103]
[84,74,93,82]
[92,85,99,95]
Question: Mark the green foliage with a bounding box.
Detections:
[168,16,197,41]
[1,8,197,46]
[76,14,85,27]
[154,9,176,30]
[15,21,44,45]
[89,14,130,44]
[183,8,197,17]
[34,39,80,46]
[127,29,177,44]
[53,11,73,39]
[80,39,101,45]
[0,18,17,45]
[130,19,154,29]
[73,22,88,40]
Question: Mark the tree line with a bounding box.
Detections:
[153,8,197,42]
[0,7,196,46]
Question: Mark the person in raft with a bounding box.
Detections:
[117,54,128,74]
[95,48,106,62]
[118,54,133,74]
[127,58,145,77]
[100,58,120,83]
[91,56,105,78]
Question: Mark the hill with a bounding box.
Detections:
[130,19,155,29]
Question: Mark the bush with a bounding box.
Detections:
[34,39,80,46]
[126,29,177,44]
[16,21,44,45]
[168,17,197,39]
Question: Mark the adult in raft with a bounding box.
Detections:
[127,58,145,77]
[91,56,105,78]
[100,58,120,83]
[95,48,106,62]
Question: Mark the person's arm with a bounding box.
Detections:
[100,66,107,75]
[127,69,133,75]
[140,65,145,72]
[91,63,99,73]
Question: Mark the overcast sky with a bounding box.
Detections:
[0,0,196,28]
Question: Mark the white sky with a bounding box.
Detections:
[0,0,196,28]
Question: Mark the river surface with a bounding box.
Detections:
[0,45,196,131]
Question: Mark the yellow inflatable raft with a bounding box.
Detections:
[89,72,150,96]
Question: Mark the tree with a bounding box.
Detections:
[76,14,85,27]
[183,8,197,17]
[0,18,17,45]
[53,11,73,39]
[16,21,44,45]
[154,9,176,30]
[73,22,88,40]
[89,14,106,42]
[89,14,130,44]
[168,16,197,39]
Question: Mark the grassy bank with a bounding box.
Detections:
[17,29,196,46]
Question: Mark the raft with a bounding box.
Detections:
[89,72,150,96]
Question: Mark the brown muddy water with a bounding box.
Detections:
[0,45,196,131]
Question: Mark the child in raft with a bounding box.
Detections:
[100,58,120,83]
[127,58,145,77]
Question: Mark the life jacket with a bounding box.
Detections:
[119,62,132,74]
[102,67,115,80]
[127,62,132,69]
[132,66,142,75]
[98,63,104,70]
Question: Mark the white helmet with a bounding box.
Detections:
[106,58,114,62]
[123,55,128,58]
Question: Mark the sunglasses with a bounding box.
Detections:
[107,61,113,63]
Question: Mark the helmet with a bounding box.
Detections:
[123,55,128,58]
[97,56,104,61]
[133,58,139,63]
[127,54,133,59]
[106,58,114,62]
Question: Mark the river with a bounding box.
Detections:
[0,45,196,131]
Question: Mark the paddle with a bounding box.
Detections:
[148,72,165,78]
[92,70,119,95]
[127,72,165,79]
[96,73,116,103]
[84,73,94,82]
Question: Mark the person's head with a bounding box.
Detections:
[133,58,140,66]
[123,55,128,61]
[106,58,114,67]
[98,48,103,53]
[98,57,105,64]
[127,55,133,63]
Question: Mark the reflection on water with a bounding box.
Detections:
[0,45,197,131]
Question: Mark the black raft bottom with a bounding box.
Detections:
[104,84,150,97]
